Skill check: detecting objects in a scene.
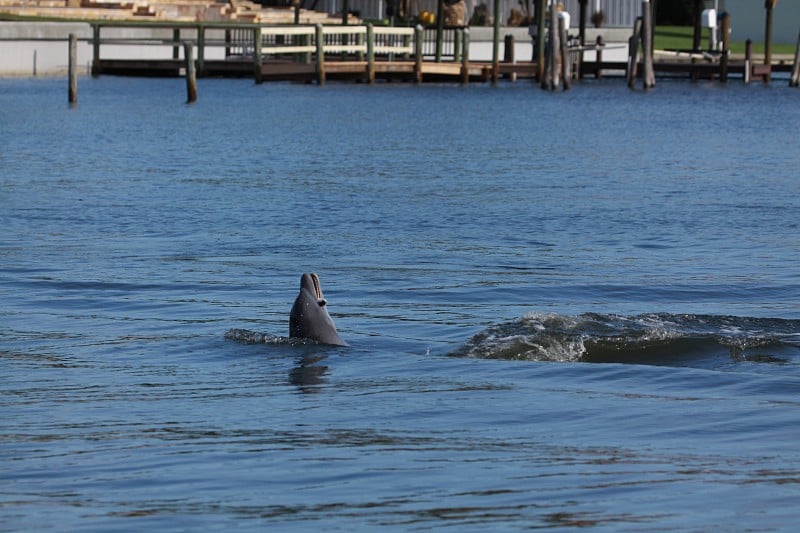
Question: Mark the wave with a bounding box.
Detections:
[450,313,800,367]
[224,328,315,346]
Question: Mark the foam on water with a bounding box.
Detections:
[452,313,800,367]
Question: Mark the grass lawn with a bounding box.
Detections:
[655,25,796,55]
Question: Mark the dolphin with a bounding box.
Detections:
[289,273,348,346]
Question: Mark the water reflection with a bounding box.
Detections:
[289,354,329,392]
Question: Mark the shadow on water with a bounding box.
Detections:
[451,313,800,370]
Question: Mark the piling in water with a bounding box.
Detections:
[253,27,263,84]
[720,12,731,83]
[791,30,800,88]
[460,28,470,84]
[68,33,77,105]
[184,42,197,103]
[641,0,655,89]
[559,16,570,90]
[763,0,776,83]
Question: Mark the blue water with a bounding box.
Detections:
[2,76,799,530]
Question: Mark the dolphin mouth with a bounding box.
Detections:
[310,273,327,306]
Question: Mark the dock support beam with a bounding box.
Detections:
[68,33,77,105]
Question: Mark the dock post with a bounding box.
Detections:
[544,2,560,90]
[173,29,180,59]
[315,24,326,85]
[461,28,470,84]
[595,35,604,79]
[197,26,205,77]
[183,42,197,103]
[435,0,444,61]
[559,16,570,90]
[366,23,375,84]
[692,0,702,51]
[763,0,776,83]
[719,12,730,82]
[535,0,545,82]
[68,33,77,105]
[791,30,800,87]
[627,17,642,89]
[253,26,263,84]
[415,24,424,83]
[492,0,501,84]
[504,34,515,81]
[91,24,100,77]
[744,38,752,84]
[641,0,655,89]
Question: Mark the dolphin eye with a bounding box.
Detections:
[318,299,327,307]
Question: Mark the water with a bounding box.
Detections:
[2,76,799,530]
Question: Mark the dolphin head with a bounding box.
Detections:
[289,273,348,346]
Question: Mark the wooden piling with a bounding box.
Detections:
[196,26,205,77]
[595,35,604,79]
[578,0,587,46]
[641,0,655,89]
[435,0,444,62]
[68,33,77,104]
[173,29,180,59]
[719,12,730,83]
[492,0,501,84]
[253,27,263,84]
[183,42,196,103]
[543,3,560,90]
[744,38,752,84]
[414,25,424,84]
[461,28,470,84]
[535,0,546,82]
[559,16,570,90]
[791,30,800,88]
[627,17,642,89]
[504,34,516,81]
[91,24,100,77]
[315,24,326,85]
[366,24,375,84]
[692,0,703,51]
[764,0,776,83]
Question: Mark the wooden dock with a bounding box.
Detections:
[87,21,799,86]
